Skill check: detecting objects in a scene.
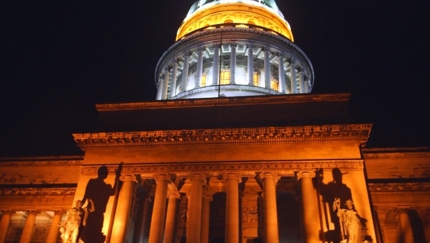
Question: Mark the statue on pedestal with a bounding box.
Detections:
[59,200,85,243]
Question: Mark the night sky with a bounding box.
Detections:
[1,1,429,157]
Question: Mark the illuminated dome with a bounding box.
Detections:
[155,0,314,100]
[177,0,293,41]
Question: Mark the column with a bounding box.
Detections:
[156,78,163,100]
[45,210,63,243]
[162,67,170,99]
[290,59,298,93]
[186,173,204,243]
[169,60,178,98]
[247,43,254,85]
[19,210,37,243]
[399,207,414,243]
[212,44,220,86]
[0,210,12,243]
[225,172,241,243]
[230,44,237,84]
[298,171,319,243]
[148,174,169,243]
[110,175,137,243]
[164,192,180,243]
[264,47,271,89]
[181,53,189,91]
[298,67,305,94]
[260,172,280,243]
[278,53,286,93]
[303,76,310,93]
[195,47,204,88]
[133,193,152,243]
[200,185,211,243]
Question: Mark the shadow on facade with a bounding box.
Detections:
[79,165,121,243]
[315,168,372,243]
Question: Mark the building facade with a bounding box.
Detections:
[1,1,429,243]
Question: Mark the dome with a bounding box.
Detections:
[154,0,314,100]
[177,0,293,41]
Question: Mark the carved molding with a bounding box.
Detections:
[368,182,430,192]
[0,188,76,196]
[73,124,372,149]
[79,160,364,177]
[0,157,83,166]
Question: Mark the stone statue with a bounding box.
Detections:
[334,198,362,243]
[59,200,85,243]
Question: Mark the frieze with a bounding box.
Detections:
[79,160,364,176]
[0,158,83,166]
[73,124,372,149]
[0,188,76,196]
[368,182,430,192]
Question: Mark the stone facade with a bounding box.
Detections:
[1,96,429,243]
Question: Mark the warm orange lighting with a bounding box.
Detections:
[176,2,293,41]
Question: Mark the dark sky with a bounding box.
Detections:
[1,1,429,156]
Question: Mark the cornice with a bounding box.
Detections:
[73,124,372,149]
[79,160,364,176]
[362,147,430,159]
[0,159,83,166]
[0,155,84,165]
[95,93,351,112]
[0,187,76,196]
[368,182,430,192]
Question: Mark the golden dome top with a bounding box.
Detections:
[176,0,294,41]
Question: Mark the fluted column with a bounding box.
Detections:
[45,210,63,243]
[278,53,286,93]
[164,192,180,243]
[259,172,280,243]
[156,78,163,100]
[247,44,254,85]
[200,185,211,243]
[0,210,12,243]
[264,47,271,89]
[290,59,297,93]
[169,60,178,98]
[19,210,37,243]
[225,172,241,243]
[133,193,152,243]
[111,175,137,243]
[298,171,319,243]
[181,53,190,91]
[230,44,237,84]
[196,47,204,88]
[148,174,170,243]
[399,207,414,243]
[212,44,220,86]
[186,173,205,243]
[162,67,170,99]
[298,68,305,94]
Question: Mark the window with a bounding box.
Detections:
[271,80,279,91]
[220,71,230,85]
[253,72,259,86]
[200,74,207,87]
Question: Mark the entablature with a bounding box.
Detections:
[73,124,372,149]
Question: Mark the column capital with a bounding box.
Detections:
[188,173,206,182]
[297,171,316,180]
[397,206,412,213]
[120,174,138,182]
[258,172,280,182]
[154,173,173,183]
[223,172,242,183]
[197,46,205,51]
